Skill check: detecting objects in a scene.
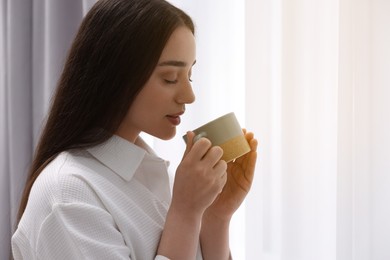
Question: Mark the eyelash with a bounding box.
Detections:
[164,78,193,84]
[164,79,178,84]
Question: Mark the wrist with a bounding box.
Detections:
[203,204,234,224]
[168,206,203,228]
[202,207,232,228]
[200,208,231,260]
[158,204,203,258]
[168,199,205,222]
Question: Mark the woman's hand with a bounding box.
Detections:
[170,131,228,218]
[204,129,258,221]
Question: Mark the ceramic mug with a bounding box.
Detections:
[183,112,251,162]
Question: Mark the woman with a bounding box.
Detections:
[12,0,258,259]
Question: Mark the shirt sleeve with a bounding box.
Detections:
[36,202,132,260]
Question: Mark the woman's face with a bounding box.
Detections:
[116,26,196,142]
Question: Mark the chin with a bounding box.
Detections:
[159,132,176,141]
[150,129,176,141]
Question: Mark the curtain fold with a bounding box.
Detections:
[1,1,33,259]
[0,1,96,259]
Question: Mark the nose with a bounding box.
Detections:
[176,81,195,104]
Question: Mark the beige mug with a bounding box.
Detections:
[183,112,251,162]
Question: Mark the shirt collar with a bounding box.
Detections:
[86,135,168,182]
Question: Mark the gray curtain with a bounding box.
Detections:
[0,0,96,258]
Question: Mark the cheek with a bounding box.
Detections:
[132,79,173,114]
[132,87,156,109]
[144,86,171,105]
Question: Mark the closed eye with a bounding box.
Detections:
[164,79,178,84]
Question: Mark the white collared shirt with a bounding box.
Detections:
[12,135,202,260]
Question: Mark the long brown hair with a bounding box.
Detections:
[17,0,194,222]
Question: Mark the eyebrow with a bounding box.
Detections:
[158,60,197,67]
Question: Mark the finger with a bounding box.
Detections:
[245,149,257,183]
[244,131,254,144]
[243,138,258,181]
[219,171,228,190]
[182,131,195,159]
[202,145,224,166]
[213,159,227,174]
[215,166,227,191]
[249,136,258,152]
[188,137,213,161]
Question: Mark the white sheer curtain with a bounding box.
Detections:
[244,0,390,260]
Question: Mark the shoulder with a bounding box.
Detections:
[15,150,109,250]
[33,150,110,205]
[23,150,109,222]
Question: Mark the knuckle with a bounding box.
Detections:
[194,164,205,175]
[210,146,223,157]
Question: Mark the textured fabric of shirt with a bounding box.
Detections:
[12,135,199,260]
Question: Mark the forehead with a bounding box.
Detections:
[158,26,196,65]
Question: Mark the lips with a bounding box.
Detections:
[166,111,184,126]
